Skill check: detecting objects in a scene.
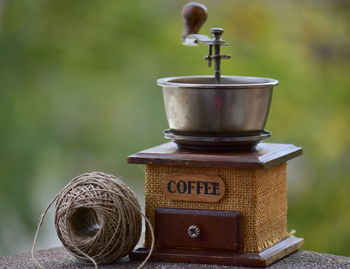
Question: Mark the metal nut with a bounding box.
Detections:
[187,225,200,238]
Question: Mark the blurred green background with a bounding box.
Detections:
[0,0,349,257]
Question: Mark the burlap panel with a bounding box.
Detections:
[144,163,288,252]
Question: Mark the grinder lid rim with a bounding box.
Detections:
[157,75,279,88]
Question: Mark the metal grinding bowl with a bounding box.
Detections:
[157,3,279,151]
[158,75,278,135]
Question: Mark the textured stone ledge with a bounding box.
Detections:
[1,247,350,269]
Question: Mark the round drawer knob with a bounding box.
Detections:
[187,225,200,238]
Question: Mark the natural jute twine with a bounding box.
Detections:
[31,172,154,269]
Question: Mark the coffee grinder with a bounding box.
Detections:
[128,3,303,267]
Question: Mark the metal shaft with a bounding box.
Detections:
[214,43,221,83]
[211,28,224,83]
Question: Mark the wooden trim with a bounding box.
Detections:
[127,142,302,169]
[130,236,304,267]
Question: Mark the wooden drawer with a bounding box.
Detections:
[155,208,241,251]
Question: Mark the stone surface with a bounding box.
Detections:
[1,247,350,269]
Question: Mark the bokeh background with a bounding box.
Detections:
[0,0,349,257]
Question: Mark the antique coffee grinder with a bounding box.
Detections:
[128,2,303,267]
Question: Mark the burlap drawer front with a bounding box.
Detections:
[144,163,288,253]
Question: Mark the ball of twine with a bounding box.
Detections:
[55,172,142,263]
[32,172,154,269]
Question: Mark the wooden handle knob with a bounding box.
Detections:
[181,2,208,39]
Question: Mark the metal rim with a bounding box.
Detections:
[164,129,271,143]
[157,75,279,89]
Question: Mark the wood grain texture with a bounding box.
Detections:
[127,142,302,169]
[155,208,240,251]
[181,2,207,39]
[130,236,304,268]
[162,174,225,203]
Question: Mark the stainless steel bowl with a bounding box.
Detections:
[158,75,279,135]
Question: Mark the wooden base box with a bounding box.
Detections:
[128,142,304,267]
